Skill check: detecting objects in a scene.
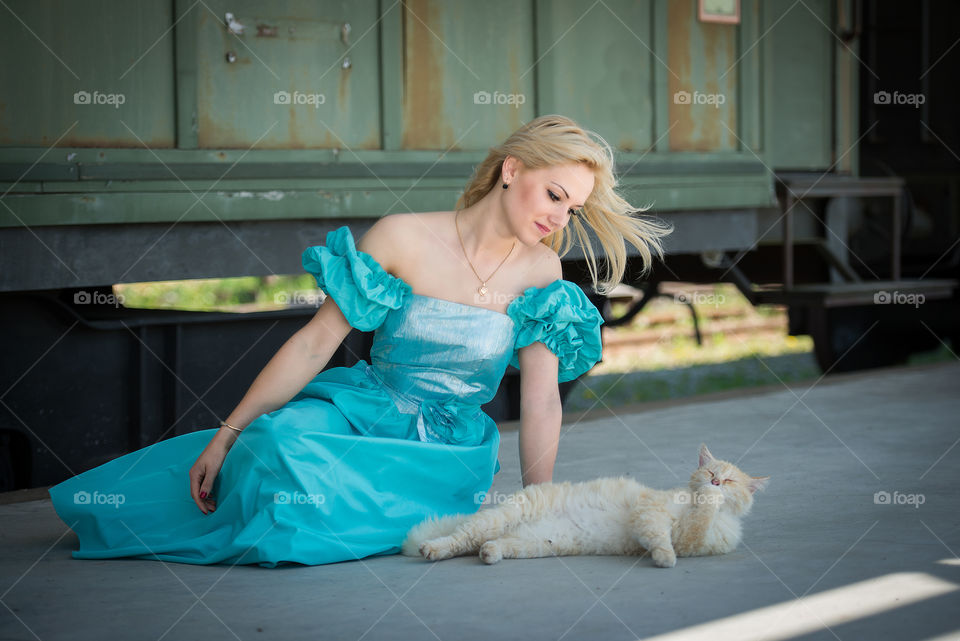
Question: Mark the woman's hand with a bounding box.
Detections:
[189,429,236,514]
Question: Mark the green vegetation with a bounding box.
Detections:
[114,274,318,311]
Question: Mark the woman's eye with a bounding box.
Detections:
[549,189,580,216]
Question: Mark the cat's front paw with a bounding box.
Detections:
[651,547,677,568]
[419,537,455,561]
[479,541,502,565]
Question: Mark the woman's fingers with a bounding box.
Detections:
[190,436,229,514]
[191,466,215,514]
[190,470,206,513]
[198,472,216,512]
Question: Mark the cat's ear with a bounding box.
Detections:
[698,443,715,467]
[747,476,770,494]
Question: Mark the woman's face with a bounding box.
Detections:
[501,158,595,245]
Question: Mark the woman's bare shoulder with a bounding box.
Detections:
[526,243,564,289]
[357,212,448,272]
[356,215,408,273]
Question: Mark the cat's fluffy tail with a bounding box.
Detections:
[400,513,471,557]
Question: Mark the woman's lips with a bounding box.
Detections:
[535,222,550,234]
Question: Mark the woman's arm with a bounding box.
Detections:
[192,222,400,513]
[191,296,353,513]
[211,294,353,451]
[212,218,399,451]
[517,341,564,486]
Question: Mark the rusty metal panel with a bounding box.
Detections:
[764,0,832,169]
[667,0,738,151]
[401,0,535,150]
[0,0,175,148]
[195,0,380,149]
[535,0,654,152]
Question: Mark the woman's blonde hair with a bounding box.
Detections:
[455,114,673,295]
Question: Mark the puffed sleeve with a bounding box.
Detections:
[301,225,412,331]
[507,280,604,383]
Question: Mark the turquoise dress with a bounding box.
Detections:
[47,226,604,567]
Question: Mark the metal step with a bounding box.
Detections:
[750,278,957,308]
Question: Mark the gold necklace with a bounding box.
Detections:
[455,210,516,296]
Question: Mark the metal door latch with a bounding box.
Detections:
[225,12,245,35]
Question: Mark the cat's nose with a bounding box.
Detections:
[711,478,720,485]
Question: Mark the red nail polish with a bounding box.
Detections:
[200,491,206,498]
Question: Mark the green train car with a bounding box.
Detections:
[1,0,957,490]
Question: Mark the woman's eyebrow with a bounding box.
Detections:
[550,181,583,208]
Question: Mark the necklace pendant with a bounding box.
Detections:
[478,285,488,296]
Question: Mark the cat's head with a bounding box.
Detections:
[688,444,769,516]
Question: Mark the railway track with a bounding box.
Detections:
[601,283,790,350]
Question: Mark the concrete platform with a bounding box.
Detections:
[2,361,959,640]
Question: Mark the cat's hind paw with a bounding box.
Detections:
[651,547,677,568]
[419,537,455,561]
[479,541,502,565]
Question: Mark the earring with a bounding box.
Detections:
[502,183,509,189]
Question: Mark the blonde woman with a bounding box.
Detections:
[48,115,673,567]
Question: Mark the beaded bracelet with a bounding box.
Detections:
[219,421,243,434]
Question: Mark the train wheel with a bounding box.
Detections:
[808,305,911,374]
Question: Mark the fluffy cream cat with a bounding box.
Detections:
[402,444,768,567]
